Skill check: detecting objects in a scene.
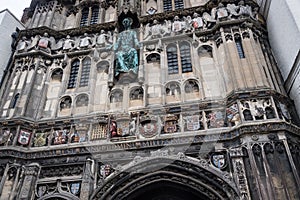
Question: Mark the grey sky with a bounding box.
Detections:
[0,0,32,20]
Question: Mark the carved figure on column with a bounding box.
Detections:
[110,18,141,76]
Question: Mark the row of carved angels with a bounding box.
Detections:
[16,30,114,54]
[143,1,256,40]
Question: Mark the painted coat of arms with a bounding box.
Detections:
[34,132,47,147]
[18,130,32,145]
[163,115,178,133]
[211,153,227,170]
[208,111,224,128]
[53,130,69,145]
[185,115,200,131]
[70,183,81,195]
[139,116,159,138]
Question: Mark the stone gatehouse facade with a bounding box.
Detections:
[0,0,300,199]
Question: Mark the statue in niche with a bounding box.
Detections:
[109,18,141,76]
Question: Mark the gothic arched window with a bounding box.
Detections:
[180,42,192,73]
[90,6,99,25]
[79,58,91,87]
[68,59,80,89]
[167,44,179,74]
[10,93,20,108]
[80,8,89,26]
[163,0,184,11]
[80,5,100,27]
[234,34,245,58]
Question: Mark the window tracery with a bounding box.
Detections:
[68,59,80,89]
[79,58,91,87]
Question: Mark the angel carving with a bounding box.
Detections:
[143,19,171,40]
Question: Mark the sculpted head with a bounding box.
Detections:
[122,18,133,28]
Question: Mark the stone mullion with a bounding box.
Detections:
[30,3,41,28]
[35,67,52,119]
[0,67,21,115]
[233,31,248,88]
[20,59,40,117]
[18,163,40,200]
[281,135,300,189]
[260,143,276,200]
[8,165,21,200]
[220,28,238,91]
[47,1,58,27]
[12,125,21,146]
[269,142,291,199]
[0,163,9,197]
[11,66,29,117]
[248,29,269,87]
[246,143,265,199]
[230,148,251,199]
[88,59,97,113]
[241,31,259,88]
[259,40,282,92]
[80,158,94,199]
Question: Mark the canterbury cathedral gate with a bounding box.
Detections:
[1,0,300,199]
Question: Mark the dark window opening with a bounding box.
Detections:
[90,6,99,25]
[68,60,80,89]
[167,46,179,74]
[180,43,192,73]
[10,93,20,108]
[235,38,245,58]
[80,58,91,87]
[80,8,89,27]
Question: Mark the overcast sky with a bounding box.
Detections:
[1,0,32,20]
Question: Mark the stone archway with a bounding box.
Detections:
[92,154,239,200]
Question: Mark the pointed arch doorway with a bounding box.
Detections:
[92,155,239,200]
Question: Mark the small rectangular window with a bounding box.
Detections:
[235,40,245,59]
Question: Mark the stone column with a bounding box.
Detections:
[18,163,40,200]
[229,147,251,200]
[80,158,94,199]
